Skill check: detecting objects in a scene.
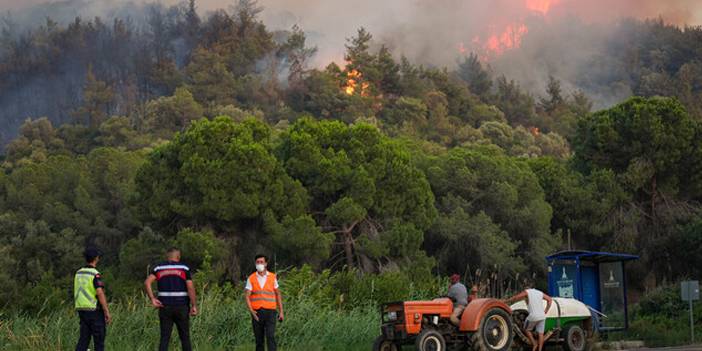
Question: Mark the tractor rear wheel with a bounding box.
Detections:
[470,308,513,351]
[562,324,586,351]
[415,328,446,351]
[372,335,400,351]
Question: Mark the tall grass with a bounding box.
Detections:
[0,287,380,351]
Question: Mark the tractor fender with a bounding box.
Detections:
[459,298,513,332]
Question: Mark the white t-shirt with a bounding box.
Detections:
[244,271,279,291]
[526,289,546,321]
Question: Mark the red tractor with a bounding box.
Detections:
[373,297,514,351]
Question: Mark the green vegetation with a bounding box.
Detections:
[1,266,441,350]
[1,0,702,348]
[611,284,702,347]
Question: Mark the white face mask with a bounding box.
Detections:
[256,264,266,273]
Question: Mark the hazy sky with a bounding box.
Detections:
[3,0,701,107]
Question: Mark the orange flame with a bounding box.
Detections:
[460,0,559,61]
[343,69,369,96]
[469,23,528,61]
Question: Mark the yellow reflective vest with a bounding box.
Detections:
[74,267,99,311]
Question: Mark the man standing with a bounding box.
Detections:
[245,254,284,351]
[447,274,468,326]
[505,288,552,351]
[74,247,112,351]
[145,247,198,351]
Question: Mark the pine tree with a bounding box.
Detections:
[184,0,201,57]
[457,53,492,97]
[539,76,564,113]
[72,67,114,128]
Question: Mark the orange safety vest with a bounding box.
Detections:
[248,272,277,310]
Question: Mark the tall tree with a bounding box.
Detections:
[278,24,317,88]
[423,146,558,274]
[539,76,564,114]
[277,118,437,271]
[135,117,322,280]
[457,53,492,97]
[184,0,201,55]
[72,68,114,129]
[185,48,238,106]
[573,96,702,283]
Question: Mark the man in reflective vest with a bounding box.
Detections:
[74,247,112,351]
[144,247,198,351]
[245,254,284,351]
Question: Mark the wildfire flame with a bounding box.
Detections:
[462,0,561,61]
[484,23,529,57]
[343,69,370,96]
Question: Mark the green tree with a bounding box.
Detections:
[539,76,564,114]
[135,117,309,280]
[278,24,317,88]
[424,146,558,274]
[144,87,205,138]
[185,48,238,106]
[4,117,66,166]
[574,97,698,201]
[172,228,226,270]
[72,68,115,128]
[344,28,375,76]
[457,53,492,97]
[119,227,168,278]
[573,96,702,282]
[527,157,621,249]
[429,207,523,276]
[97,116,138,148]
[277,118,437,271]
[267,214,332,269]
[491,76,537,127]
[381,96,428,131]
[666,216,702,279]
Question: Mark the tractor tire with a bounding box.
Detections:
[415,328,447,351]
[372,335,400,351]
[470,308,513,351]
[562,324,586,351]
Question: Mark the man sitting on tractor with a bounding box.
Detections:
[505,287,552,351]
[447,274,468,326]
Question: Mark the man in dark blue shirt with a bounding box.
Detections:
[144,247,198,351]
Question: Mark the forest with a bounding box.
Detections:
[0,0,701,321]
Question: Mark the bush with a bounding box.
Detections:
[637,284,687,318]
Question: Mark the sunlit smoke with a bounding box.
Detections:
[525,0,561,15]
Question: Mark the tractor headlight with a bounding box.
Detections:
[385,311,397,321]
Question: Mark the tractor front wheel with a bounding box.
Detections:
[562,324,586,351]
[415,328,446,351]
[470,308,513,351]
[372,335,400,351]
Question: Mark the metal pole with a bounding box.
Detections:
[691,297,695,344]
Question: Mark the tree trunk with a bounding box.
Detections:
[343,228,354,269]
[651,175,657,215]
[227,236,241,286]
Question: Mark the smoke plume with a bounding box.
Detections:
[3,0,702,108]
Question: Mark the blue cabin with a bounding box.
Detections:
[546,250,639,331]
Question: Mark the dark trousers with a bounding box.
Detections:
[159,305,192,351]
[252,308,277,351]
[76,309,106,351]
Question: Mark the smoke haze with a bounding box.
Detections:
[3,0,702,107]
